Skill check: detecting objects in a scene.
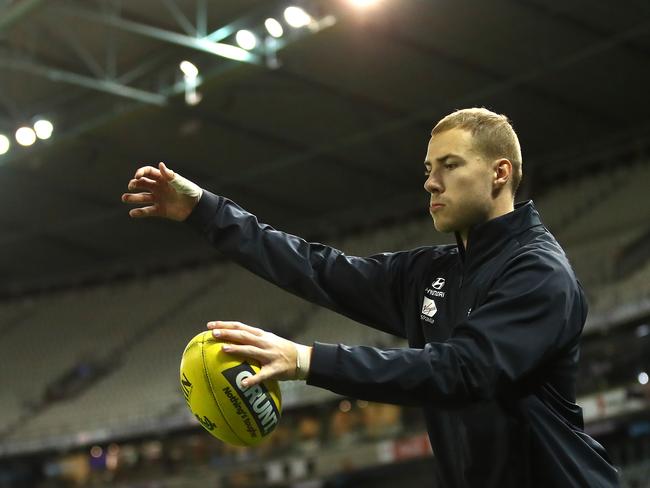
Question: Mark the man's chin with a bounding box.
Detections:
[432,218,454,234]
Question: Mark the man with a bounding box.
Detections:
[122,108,619,487]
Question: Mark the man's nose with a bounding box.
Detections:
[424,174,443,194]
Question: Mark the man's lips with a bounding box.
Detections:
[429,203,445,211]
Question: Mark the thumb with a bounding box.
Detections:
[159,162,175,181]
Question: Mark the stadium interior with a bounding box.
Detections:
[1,0,649,486]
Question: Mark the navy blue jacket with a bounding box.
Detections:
[186,190,620,487]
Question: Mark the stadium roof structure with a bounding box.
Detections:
[0,0,649,296]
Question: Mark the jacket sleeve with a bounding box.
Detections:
[307,249,585,407]
[185,190,408,338]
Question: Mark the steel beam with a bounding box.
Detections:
[162,0,196,36]
[43,24,106,79]
[0,0,46,34]
[196,0,207,37]
[57,3,260,64]
[0,55,167,106]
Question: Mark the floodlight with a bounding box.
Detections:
[235,30,257,50]
[265,18,284,38]
[34,119,53,140]
[16,127,36,146]
[180,60,199,78]
[284,6,311,28]
[0,134,9,155]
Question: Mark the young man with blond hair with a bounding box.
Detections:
[122,108,619,487]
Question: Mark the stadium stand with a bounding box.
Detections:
[0,268,219,445]
[0,262,322,448]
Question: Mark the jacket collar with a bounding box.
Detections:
[454,200,543,267]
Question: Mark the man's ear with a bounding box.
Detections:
[493,158,512,190]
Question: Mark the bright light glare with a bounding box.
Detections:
[284,6,311,28]
[264,18,284,38]
[179,60,199,78]
[33,119,53,140]
[350,0,380,6]
[0,134,9,155]
[15,127,36,147]
[235,30,257,50]
[185,91,202,106]
[203,41,251,62]
[639,372,649,385]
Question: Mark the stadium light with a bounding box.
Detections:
[185,91,202,106]
[0,134,9,155]
[639,372,649,385]
[179,60,199,79]
[349,0,381,7]
[33,119,54,140]
[180,60,201,106]
[235,30,257,50]
[15,126,36,146]
[284,6,311,28]
[264,18,284,38]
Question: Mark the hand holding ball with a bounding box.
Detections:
[179,331,282,446]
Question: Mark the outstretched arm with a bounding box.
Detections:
[122,162,409,338]
[187,190,409,337]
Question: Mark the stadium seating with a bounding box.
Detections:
[554,162,650,244]
[0,268,219,443]
[0,262,319,446]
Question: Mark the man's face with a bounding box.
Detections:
[423,128,495,236]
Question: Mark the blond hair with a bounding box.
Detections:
[432,107,523,196]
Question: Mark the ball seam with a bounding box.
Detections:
[200,334,250,446]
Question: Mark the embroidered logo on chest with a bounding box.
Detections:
[421,297,437,317]
[421,277,447,324]
[424,277,446,298]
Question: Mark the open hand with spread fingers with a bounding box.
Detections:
[206,321,312,387]
[121,162,202,221]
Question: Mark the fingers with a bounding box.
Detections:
[133,162,174,182]
[121,192,154,204]
[221,344,270,363]
[128,205,160,218]
[159,162,175,181]
[134,165,163,180]
[207,320,264,337]
[212,327,265,347]
[127,177,158,192]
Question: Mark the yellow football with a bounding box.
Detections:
[179,330,282,446]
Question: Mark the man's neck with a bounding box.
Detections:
[460,199,515,249]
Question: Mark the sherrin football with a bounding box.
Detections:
[180,331,282,446]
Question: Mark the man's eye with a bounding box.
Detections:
[444,163,457,169]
